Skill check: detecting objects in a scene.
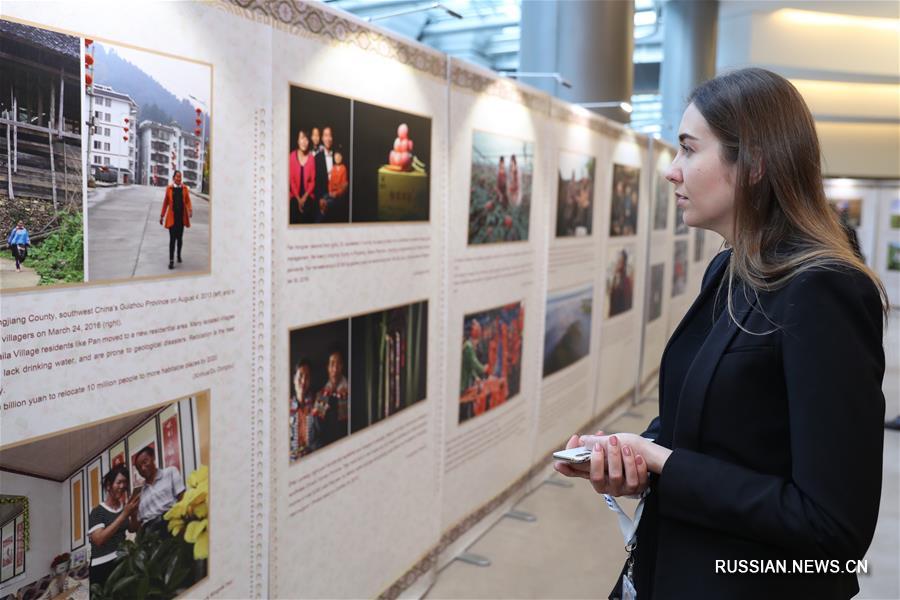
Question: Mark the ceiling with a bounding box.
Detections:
[0,406,159,482]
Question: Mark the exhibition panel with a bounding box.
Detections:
[595,131,651,415]
[641,142,676,388]
[532,99,610,464]
[267,4,447,597]
[873,182,900,307]
[439,58,550,564]
[0,3,268,598]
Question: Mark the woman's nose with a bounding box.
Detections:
[665,163,682,185]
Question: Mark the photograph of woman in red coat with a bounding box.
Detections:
[159,170,193,270]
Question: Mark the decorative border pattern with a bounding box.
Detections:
[550,101,627,139]
[250,106,269,599]
[378,549,439,600]
[220,0,447,80]
[450,62,551,113]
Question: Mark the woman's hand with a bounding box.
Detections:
[123,492,141,516]
[581,432,672,475]
[554,430,668,498]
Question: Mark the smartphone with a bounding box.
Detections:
[552,446,593,464]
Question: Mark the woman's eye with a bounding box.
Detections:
[680,143,692,155]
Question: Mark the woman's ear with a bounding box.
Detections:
[749,152,765,184]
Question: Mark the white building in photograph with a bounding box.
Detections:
[87,83,137,184]
[137,122,204,190]
[137,121,180,187]
[178,130,203,191]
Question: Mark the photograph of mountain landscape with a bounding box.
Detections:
[543,285,593,377]
[90,43,211,162]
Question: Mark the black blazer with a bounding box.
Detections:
[616,249,886,599]
[314,150,329,200]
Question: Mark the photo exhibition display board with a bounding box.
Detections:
[533,100,609,464]
[642,142,676,388]
[823,177,900,309]
[440,58,550,562]
[875,184,900,307]
[595,132,650,415]
[0,3,270,599]
[268,15,447,599]
[0,1,731,598]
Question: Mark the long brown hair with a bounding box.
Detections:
[688,68,889,328]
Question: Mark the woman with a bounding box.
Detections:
[159,170,192,270]
[6,220,30,272]
[507,154,521,206]
[88,465,139,588]
[555,68,887,599]
[289,129,317,224]
[495,156,508,207]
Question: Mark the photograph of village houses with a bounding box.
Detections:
[0,19,84,291]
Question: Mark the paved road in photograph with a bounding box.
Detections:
[0,256,40,290]
[87,184,210,281]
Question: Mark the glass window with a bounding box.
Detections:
[93,140,101,149]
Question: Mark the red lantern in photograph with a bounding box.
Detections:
[123,127,129,132]
[85,73,93,86]
[123,135,128,141]
[195,118,201,125]
[194,128,201,136]
[124,117,129,123]
[85,54,94,66]
[85,39,93,46]
[195,107,202,114]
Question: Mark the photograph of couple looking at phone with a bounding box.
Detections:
[0,395,210,600]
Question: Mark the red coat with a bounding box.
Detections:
[289,150,316,200]
[160,184,192,228]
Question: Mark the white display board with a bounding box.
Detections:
[532,100,613,462]
[0,3,268,597]
[439,59,550,562]
[595,132,650,415]
[267,6,447,596]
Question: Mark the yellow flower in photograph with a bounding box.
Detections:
[167,516,185,536]
[188,464,208,488]
[193,530,209,560]
[162,465,210,560]
[164,500,187,521]
[184,518,207,544]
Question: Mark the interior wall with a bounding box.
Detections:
[716,2,900,179]
[817,122,900,179]
[0,473,66,594]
